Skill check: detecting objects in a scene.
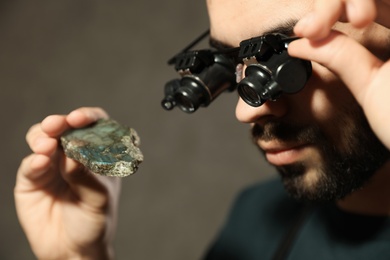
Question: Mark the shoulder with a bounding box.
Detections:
[203,178,304,260]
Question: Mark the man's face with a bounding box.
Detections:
[207,0,389,201]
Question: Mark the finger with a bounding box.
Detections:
[288,31,383,104]
[26,124,44,148]
[344,0,376,28]
[362,61,390,148]
[26,124,58,156]
[294,0,343,40]
[31,136,58,155]
[66,107,109,128]
[40,107,109,137]
[16,154,51,185]
[41,114,70,137]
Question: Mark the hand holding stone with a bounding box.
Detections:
[15,107,120,260]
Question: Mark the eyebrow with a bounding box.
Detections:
[209,19,298,51]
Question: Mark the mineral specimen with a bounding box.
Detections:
[60,119,144,177]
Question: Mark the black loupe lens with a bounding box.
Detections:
[237,65,269,107]
[237,84,263,106]
[174,91,198,113]
[161,98,175,110]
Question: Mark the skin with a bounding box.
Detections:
[15,107,120,259]
[288,0,390,214]
[14,0,390,259]
[208,0,390,213]
[291,0,390,150]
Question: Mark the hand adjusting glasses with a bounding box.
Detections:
[161,30,312,113]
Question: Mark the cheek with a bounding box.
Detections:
[284,66,335,131]
[304,63,361,148]
[303,63,348,123]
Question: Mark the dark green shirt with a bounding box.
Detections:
[204,178,390,260]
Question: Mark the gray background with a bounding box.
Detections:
[0,1,276,259]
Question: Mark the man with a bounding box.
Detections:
[15,0,390,259]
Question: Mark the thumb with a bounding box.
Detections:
[60,156,112,211]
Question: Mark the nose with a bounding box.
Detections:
[235,97,288,124]
[235,65,289,124]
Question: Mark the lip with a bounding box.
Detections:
[260,142,308,166]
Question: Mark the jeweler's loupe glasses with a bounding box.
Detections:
[161,30,312,113]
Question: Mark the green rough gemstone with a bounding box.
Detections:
[60,119,144,177]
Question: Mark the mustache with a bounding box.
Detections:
[251,120,322,144]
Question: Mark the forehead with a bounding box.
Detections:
[207,0,313,47]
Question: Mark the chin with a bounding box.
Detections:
[277,163,363,202]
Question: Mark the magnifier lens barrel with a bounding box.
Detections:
[237,65,270,106]
[161,54,236,113]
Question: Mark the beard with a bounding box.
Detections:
[252,107,389,202]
